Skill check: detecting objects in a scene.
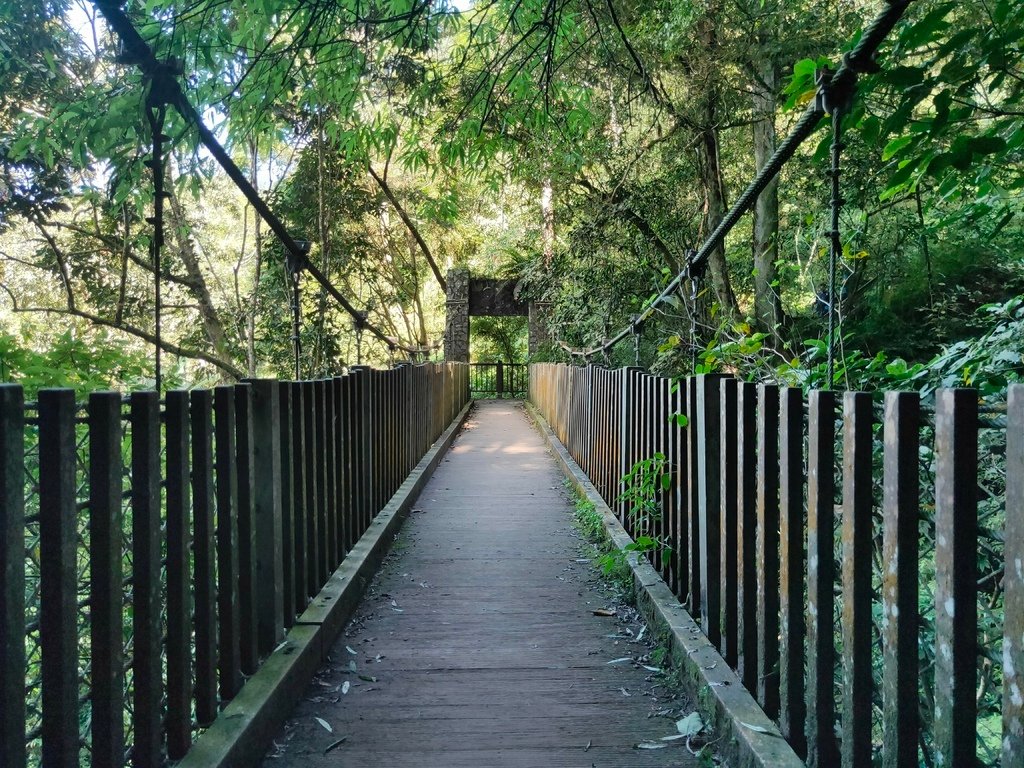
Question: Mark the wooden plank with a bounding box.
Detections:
[932,388,978,767]
[322,377,337,570]
[315,379,329,582]
[39,389,79,768]
[88,392,124,766]
[617,368,633,524]
[841,391,873,768]
[658,375,672,584]
[696,374,724,648]
[778,386,805,757]
[0,385,26,768]
[251,380,284,655]
[165,390,193,759]
[372,372,382,515]
[236,384,259,675]
[673,379,688,603]
[277,384,295,626]
[339,375,354,553]
[1005,384,1024,766]
[335,377,349,559]
[805,390,838,767]
[880,392,919,768]
[736,383,758,694]
[130,390,163,767]
[390,369,400,497]
[719,378,738,668]
[289,382,307,612]
[302,380,319,598]
[349,369,368,541]
[191,389,218,726]
[756,384,780,719]
[687,376,701,615]
[214,385,242,700]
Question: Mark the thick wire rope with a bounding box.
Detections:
[144,102,167,391]
[827,106,844,390]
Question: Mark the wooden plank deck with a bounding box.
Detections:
[263,400,700,767]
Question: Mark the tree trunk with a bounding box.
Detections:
[165,190,235,365]
[752,57,784,336]
[696,6,739,320]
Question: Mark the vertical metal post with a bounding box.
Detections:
[881,392,920,768]
[933,389,978,767]
[39,390,79,768]
[165,390,192,759]
[841,391,873,768]
[191,389,218,726]
[130,391,163,766]
[251,379,284,653]
[756,384,780,718]
[0,385,25,768]
[88,391,125,764]
[1005,384,1024,765]
[806,390,838,767]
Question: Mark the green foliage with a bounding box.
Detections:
[0,329,153,396]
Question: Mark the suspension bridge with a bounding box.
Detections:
[2,0,1023,766]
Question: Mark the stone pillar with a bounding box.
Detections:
[444,268,470,362]
[528,301,553,356]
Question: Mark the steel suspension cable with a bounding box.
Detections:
[144,101,167,391]
[826,106,844,390]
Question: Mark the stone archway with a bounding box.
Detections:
[443,268,551,362]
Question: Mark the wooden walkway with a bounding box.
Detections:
[262,400,700,767]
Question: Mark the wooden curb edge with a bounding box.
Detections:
[524,400,804,768]
[180,401,474,768]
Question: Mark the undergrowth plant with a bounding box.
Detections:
[607,453,672,575]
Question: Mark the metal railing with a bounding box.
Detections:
[468,362,527,399]
[529,362,1023,767]
[0,363,469,767]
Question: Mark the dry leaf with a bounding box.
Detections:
[324,736,347,754]
[314,717,333,733]
[676,712,703,737]
[592,608,616,617]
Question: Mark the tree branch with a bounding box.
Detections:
[367,164,447,293]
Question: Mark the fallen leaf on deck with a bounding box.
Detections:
[592,608,616,617]
[676,712,703,737]
[341,681,350,695]
[324,736,348,754]
[314,717,333,733]
[345,646,357,656]
[635,742,668,750]
[584,740,592,752]
[606,657,632,664]
[358,674,378,683]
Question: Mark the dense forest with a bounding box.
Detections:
[1,0,1022,394]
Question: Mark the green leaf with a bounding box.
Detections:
[882,135,914,161]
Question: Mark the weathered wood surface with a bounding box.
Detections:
[263,400,699,767]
